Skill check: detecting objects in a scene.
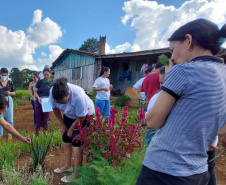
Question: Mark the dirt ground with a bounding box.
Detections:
[2,99,226,185]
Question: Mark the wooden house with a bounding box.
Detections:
[51,36,226,94]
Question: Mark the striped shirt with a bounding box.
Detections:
[143,56,226,176]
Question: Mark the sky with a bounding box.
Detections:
[0,0,226,71]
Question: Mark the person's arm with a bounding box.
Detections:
[52,107,67,135]
[0,117,31,144]
[146,90,176,129]
[132,87,140,99]
[67,116,86,138]
[92,87,108,92]
[28,83,35,100]
[34,87,42,104]
[110,84,113,91]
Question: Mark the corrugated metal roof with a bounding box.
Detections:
[97,48,170,59]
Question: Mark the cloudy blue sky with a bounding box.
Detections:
[0,0,226,71]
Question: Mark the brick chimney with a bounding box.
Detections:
[98,36,106,55]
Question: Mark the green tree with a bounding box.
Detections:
[79,38,99,53]
[9,68,38,89]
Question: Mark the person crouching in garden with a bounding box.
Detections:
[49,77,95,183]
[34,68,53,135]
[0,91,31,144]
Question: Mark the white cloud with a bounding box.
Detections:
[105,42,131,54]
[119,0,226,51]
[0,9,63,70]
[27,10,62,46]
[38,45,63,64]
[41,52,47,56]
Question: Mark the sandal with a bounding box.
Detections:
[54,167,73,174]
[61,176,73,183]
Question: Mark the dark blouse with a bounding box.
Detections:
[35,79,53,103]
[0,80,16,93]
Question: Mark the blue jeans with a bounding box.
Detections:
[31,99,36,126]
[95,98,110,118]
[0,96,13,136]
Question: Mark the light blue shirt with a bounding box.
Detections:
[143,56,226,176]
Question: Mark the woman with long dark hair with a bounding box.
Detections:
[28,72,39,127]
[92,66,113,118]
[137,19,226,185]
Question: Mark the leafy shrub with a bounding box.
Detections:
[75,106,145,168]
[88,91,97,101]
[71,147,145,185]
[29,133,52,171]
[1,163,53,185]
[114,95,131,107]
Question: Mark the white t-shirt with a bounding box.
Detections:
[39,72,44,80]
[92,77,110,100]
[133,77,146,89]
[145,91,160,118]
[49,83,95,119]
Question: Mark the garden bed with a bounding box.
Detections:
[1,99,226,184]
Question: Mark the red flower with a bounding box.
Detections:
[123,106,128,112]
[110,108,119,115]
[64,62,66,65]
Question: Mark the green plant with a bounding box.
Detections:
[2,163,53,185]
[0,140,19,170]
[48,122,58,132]
[15,90,30,100]
[29,133,52,171]
[114,95,131,107]
[76,106,144,168]
[89,91,97,101]
[71,147,145,185]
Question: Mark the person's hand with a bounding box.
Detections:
[67,130,73,138]
[38,97,42,104]
[22,137,31,144]
[32,97,36,101]
[165,59,174,74]
[103,87,109,92]
[60,125,67,136]
[4,91,10,95]
[209,144,219,151]
[110,84,113,90]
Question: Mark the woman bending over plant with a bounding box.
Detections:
[49,77,95,183]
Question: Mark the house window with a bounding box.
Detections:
[72,67,84,80]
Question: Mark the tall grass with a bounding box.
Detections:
[15,90,30,100]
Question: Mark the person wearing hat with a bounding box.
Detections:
[0,67,16,139]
